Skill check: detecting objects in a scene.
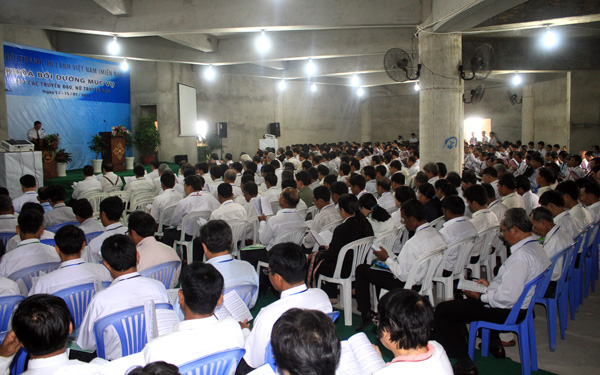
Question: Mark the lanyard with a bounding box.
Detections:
[106,224,123,232]
[61,261,84,269]
[218,258,234,264]
[117,274,141,283]
[16,240,40,249]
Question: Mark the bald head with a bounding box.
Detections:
[280,187,300,208]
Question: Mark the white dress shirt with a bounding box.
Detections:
[243,284,332,368]
[553,210,583,240]
[99,172,123,191]
[0,214,17,232]
[26,127,45,141]
[488,199,508,222]
[536,185,552,197]
[170,192,220,235]
[145,169,159,181]
[212,183,243,200]
[43,203,77,228]
[480,236,550,309]
[261,186,282,202]
[79,218,104,234]
[142,315,244,366]
[0,277,20,296]
[28,258,112,296]
[84,223,128,264]
[302,203,341,248]
[76,272,169,360]
[439,217,478,271]
[500,192,525,210]
[373,341,453,375]
[408,164,419,176]
[259,209,305,250]
[206,254,260,308]
[150,188,183,224]
[205,178,224,194]
[137,237,182,287]
[12,191,38,213]
[521,190,540,215]
[5,230,54,253]
[490,180,500,199]
[0,352,98,375]
[377,192,396,210]
[209,200,248,222]
[543,225,573,281]
[585,201,600,222]
[570,203,593,229]
[385,223,446,283]
[72,176,102,199]
[428,176,440,185]
[365,180,377,194]
[125,177,155,192]
[0,239,60,278]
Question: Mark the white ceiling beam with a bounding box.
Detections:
[160,34,218,53]
[92,0,131,16]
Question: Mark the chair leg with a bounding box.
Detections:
[445,281,453,304]
[481,329,490,357]
[468,323,478,361]
[435,282,444,302]
[528,317,538,372]
[557,293,568,340]
[547,301,557,352]
[568,279,577,320]
[342,281,353,327]
[519,325,531,375]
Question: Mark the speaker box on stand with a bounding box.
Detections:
[217,122,228,138]
[269,122,280,137]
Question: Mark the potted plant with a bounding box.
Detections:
[134,114,160,165]
[54,148,72,177]
[88,134,105,173]
[112,124,135,170]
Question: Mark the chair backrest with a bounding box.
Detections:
[228,219,249,257]
[405,247,446,291]
[46,221,80,233]
[0,331,27,375]
[504,266,551,325]
[85,231,104,245]
[130,196,155,213]
[223,284,257,308]
[330,237,375,280]
[374,228,400,250]
[156,204,178,235]
[321,219,343,233]
[53,282,100,329]
[8,262,61,292]
[272,225,308,246]
[476,226,500,264]
[180,210,211,241]
[0,295,25,332]
[297,207,308,220]
[0,232,17,247]
[109,190,130,203]
[326,311,340,322]
[436,236,478,277]
[140,261,182,289]
[430,216,446,230]
[385,206,399,215]
[549,243,577,297]
[40,238,56,246]
[178,348,246,375]
[93,302,173,359]
[81,191,107,214]
[270,200,280,215]
[307,205,318,221]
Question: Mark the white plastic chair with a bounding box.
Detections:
[374,228,400,250]
[256,225,310,276]
[229,219,249,258]
[128,191,156,213]
[173,210,211,264]
[155,205,177,238]
[467,226,499,279]
[81,191,107,218]
[385,206,399,215]
[430,216,446,230]
[317,236,375,326]
[307,206,318,221]
[269,200,280,216]
[432,236,477,303]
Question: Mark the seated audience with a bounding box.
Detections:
[125,165,155,193]
[498,174,525,209]
[99,162,124,192]
[84,196,127,264]
[417,183,442,222]
[12,175,38,213]
[302,186,341,250]
[358,193,394,236]
[539,190,582,239]
[580,182,600,220]
[150,171,183,224]
[72,198,104,234]
[4,203,55,253]
[0,196,17,232]
[438,196,478,275]
[483,183,507,222]
[516,174,539,215]
[555,180,593,229]
[209,183,247,222]
[375,178,395,210]
[71,165,102,199]
[42,185,77,228]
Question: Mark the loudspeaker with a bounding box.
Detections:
[269,122,280,137]
[174,155,188,164]
[217,122,227,138]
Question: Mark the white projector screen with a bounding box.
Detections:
[178,83,198,136]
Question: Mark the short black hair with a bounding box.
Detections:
[539,190,565,208]
[395,186,416,204]
[18,209,43,234]
[400,199,426,222]
[180,262,224,315]
[515,175,531,192]
[46,185,66,202]
[128,211,157,238]
[323,174,337,187]
[390,172,405,186]
[20,174,36,188]
[538,168,556,184]
[349,174,366,190]
[55,225,85,255]
[362,166,376,179]
[102,161,114,172]
[100,196,124,221]
[417,183,436,200]
[134,165,145,177]
[446,172,461,188]
[317,165,329,177]
[464,185,487,206]
[72,199,94,219]
[160,171,176,188]
[530,206,554,223]
[295,171,311,186]
[313,186,330,202]
[414,172,428,185]
[217,183,233,199]
[210,166,223,179]
[330,181,348,197]
[376,177,390,192]
[436,162,447,178]
[272,309,341,375]
[265,173,278,187]
[128,362,181,375]
[0,195,13,212]
[243,181,258,196]
[200,220,232,254]
[101,234,137,271]
[482,167,497,178]
[184,175,204,191]
[282,178,297,190]
[339,163,350,175]
[377,289,433,350]
[555,180,580,201]
[83,165,94,177]
[442,195,465,216]
[582,182,600,199]
[481,183,496,200]
[498,173,516,190]
[268,243,307,284]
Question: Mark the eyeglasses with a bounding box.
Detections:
[372,314,380,325]
[500,227,510,234]
[262,268,274,276]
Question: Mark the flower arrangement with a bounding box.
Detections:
[112,124,134,152]
[44,133,60,153]
[55,148,72,163]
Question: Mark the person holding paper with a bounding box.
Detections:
[432,208,550,375]
[302,186,341,250]
[142,262,244,366]
[372,289,452,375]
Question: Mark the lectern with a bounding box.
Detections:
[99,132,125,172]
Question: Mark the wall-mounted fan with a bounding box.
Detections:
[384,48,421,82]
[459,43,494,81]
[463,84,485,104]
[506,90,522,105]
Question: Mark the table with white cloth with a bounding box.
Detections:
[259,139,278,151]
[0,151,44,197]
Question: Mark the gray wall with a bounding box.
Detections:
[532,74,571,148]
[369,84,420,142]
[570,71,600,153]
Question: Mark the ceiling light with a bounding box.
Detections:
[542,26,558,48]
[278,79,286,91]
[414,83,420,91]
[108,36,120,55]
[255,30,271,53]
[512,73,522,85]
[357,87,365,97]
[120,58,129,71]
[351,75,360,87]
[311,83,317,93]
[204,65,216,81]
[306,59,316,75]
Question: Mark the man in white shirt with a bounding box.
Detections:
[237,243,332,374]
[0,210,60,290]
[376,178,395,210]
[125,165,155,193]
[77,235,169,360]
[464,185,499,262]
[539,190,583,239]
[71,165,102,199]
[481,131,489,144]
[355,199,446,331]
[556,180,593,229]
[261,173,282,202]
[128,211,181,288]
[0,295,100,375]
[469,132,477,145]
[257,187,304,251]
[498,174,525,210]
[150,171,182,224]
[536,167,555,197]
[99,162,124,192]
[210,183,248,222]
[26,120,45,142]
[0,196,17,232]
[407,156,420,176]
[438,196,478,274]
[29,225,111,295]
[516,175,539,215]
[0,277,19,296]
[362,166,378,194]
[483,183,508,223]
[12,175,38,213]
[84,196,128,264]
[201,220,260,307]
[423,162,439,185]
[72,199,104,234]
[4,203,55,253]
[409,133,419,143]
[204,166,224,194]
[42,186,77,228]
[220,169,243,199]
[530,207,572,283]
[348,174,367,199]
[482,167,500,199]
[141,262,244,366]
[580,182,600,221]
[433,208,550,375]
[302,186,341,250]
[144,160,160,181]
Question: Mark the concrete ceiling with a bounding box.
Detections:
[1,0,599,88]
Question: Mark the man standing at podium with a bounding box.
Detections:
[27,121,45,142]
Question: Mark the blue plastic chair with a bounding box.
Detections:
[265,342,276,372]
[468,266,551,375]
[178,348,246,375]
[139,260,181,289]
[93,302,173,359]
[223,284,258,308]
[0,331,28,375]
[570,230,590,314]
[0,295,24,332]
[85,231,104,245]
[583,221,600,296]
[567,232,586,319]
[46,221,80,233]
[7,262,61,292]
[327,311,340,322]
[40,238,56,246]
[54,282,101,329]
[534,244,576,351]
[0,232,17,247]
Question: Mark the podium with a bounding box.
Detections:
[100,132,126,172]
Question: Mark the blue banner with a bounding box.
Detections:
[4,42,131,170]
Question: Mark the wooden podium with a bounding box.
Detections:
[100,132,126,172]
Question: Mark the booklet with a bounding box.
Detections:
[251,196,274,217]
[336,332,386,375]
[214,290,254,323]
[144,300,180,341]
[310,229,334,247]
[457,279,488,294]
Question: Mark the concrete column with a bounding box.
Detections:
[0,26,8,140]
[418,33,463,173]
[521,84,534,144]
[360,96,372,143]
